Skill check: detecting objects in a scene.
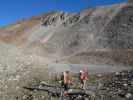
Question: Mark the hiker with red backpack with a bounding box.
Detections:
[79,66,88,90]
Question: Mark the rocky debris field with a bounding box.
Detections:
[95,69,133,100]
[0,43,49,100]
[19,69,133,100]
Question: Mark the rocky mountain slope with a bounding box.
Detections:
[0,2,133,100]
[0,2,133,64]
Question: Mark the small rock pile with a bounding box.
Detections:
[97,70,133,100]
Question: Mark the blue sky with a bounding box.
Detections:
[0,0,127,26]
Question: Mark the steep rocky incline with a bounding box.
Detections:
[22,4,123,56]
[0,3,133,64]
[100,4,133,48]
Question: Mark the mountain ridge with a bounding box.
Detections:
[0,2,133,65]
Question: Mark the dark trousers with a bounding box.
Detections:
[64,83,69,91]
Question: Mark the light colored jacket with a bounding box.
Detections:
[64,72,71,84]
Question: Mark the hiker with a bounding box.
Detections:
[63,70,72,91]
[79,70,84,88]
[80,67,88,90]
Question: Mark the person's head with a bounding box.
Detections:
[65,70,69,74]
[80,70,83,73]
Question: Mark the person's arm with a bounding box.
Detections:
[69,74,73,84]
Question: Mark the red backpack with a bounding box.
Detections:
[81,67,88,80]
